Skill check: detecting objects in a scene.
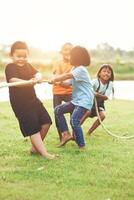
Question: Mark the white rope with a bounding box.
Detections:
[94,97,134,139]
[0,80,48,88]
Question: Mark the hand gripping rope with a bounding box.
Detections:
[94,97,134,139]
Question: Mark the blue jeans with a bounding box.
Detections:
[53,94,72,128]
[55,102,87,147]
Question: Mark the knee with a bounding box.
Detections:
[85,110,90,117]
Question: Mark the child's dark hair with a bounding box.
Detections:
[70,46,90,66]
[10,41,29,56]
[97,64,114,81]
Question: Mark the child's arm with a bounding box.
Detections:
[59,79,72,88]
[49,73,73,84]
[92,79,113,101]
[8,77,37,87]
[8,72,43,87]
[95,92,108,101]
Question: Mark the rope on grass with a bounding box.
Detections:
[94,97,134,139]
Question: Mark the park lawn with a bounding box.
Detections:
[0,99,134,200]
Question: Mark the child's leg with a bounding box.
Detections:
[40,123,51,140]
[31,123,51,153]
[87,111,105,135]
[55,102,74,146]
[30,132,55,159]
[70,106,87,148]
[71,110,91,141]
[53,95,62,141]
[54,94,72,142]
[58,130,73,147]
[80,110,91,125]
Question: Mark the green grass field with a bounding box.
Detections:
[0,100,134,200]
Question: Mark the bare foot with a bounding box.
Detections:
[30,150,55,159]
[44,153,56,159]
[58,134,73,147]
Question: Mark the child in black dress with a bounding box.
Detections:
[5,41,55,159]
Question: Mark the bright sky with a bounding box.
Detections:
[0,0,134,51]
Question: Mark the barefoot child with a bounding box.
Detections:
[81,64,114,135]
[5,41,55,159]
[49,46,94,149]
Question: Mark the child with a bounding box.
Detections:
[52,43,73,141]
[5,41,55,159]
[81,64,114,135]
[49,46,94,149]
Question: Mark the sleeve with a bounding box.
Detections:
[91,79,98,91]
[105,81,113,99]
[5,64,18,82]
[71,67,86,82]
[29,64,38,76]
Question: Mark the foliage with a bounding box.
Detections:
[0,42,134,80]
[89,62,134,80]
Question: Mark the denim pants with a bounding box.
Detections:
[53,94,72,128]
[55,102,87,147]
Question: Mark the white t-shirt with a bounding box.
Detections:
[92,79,113,99]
